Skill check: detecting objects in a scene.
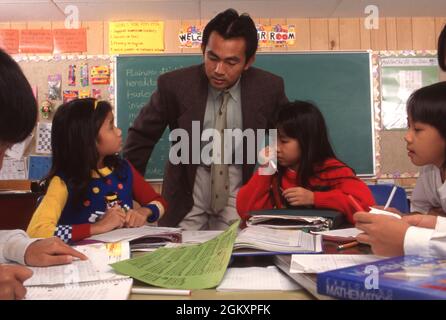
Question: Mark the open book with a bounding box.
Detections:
[24,242,132,300]
[233,226,323,255]
[165,227,323,256]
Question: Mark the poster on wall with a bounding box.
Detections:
[109,21,164,54]
[380,55,439,130]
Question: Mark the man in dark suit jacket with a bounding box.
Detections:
[124,9,288,229]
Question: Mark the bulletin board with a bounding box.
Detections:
[374,50,440,179]
[0,55,113,182]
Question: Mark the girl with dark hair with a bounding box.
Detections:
[236,101,374,224]
[27,98,167,243]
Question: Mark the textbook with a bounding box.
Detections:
[317,255,446,300]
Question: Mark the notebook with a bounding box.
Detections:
[24,242,132,300]
[25,278,133,300]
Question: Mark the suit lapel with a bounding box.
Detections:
[241,68,263,131]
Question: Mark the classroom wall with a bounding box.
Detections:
[1,16,446,194]
[0,17,445,54]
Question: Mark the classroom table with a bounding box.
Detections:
[129,240,371,300]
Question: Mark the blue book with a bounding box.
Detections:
[317,255,446,300]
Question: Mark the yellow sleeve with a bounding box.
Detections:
[26,176,68,238]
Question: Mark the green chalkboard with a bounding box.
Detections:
[116,52,374,179]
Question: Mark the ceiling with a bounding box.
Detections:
[0,0,445,21]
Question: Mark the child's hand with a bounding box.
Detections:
[91,207,126,235]
[354,212,410,256]
[282,187,314,206]
[402,214,437,229]
[124,209,149,228]
[258,146,273,165]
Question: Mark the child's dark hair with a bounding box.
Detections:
[0,49,37,144]
[46,98,124,204]
[202,8,258,62]
[438,25,446,71]
[274,101,355,189]
[407,81,446,167]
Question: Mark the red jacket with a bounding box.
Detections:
[236,158,375,225]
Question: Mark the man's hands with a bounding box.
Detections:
[24,237,87,267]
[0,264,33,300]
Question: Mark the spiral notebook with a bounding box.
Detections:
[25,278,133,300]
[24,242,132,300]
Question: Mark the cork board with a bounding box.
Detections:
[14,55,113,180]
[379,130,419,178]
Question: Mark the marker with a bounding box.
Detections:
[348,194,365,212]
[131,287,191,296]
[384,185,398,210]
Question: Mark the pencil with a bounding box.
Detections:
[384,185,398,210]
[337,241,359,250]
[131,287,191,296]
[347,194,365,212]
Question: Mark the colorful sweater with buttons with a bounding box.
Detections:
[27,159,167,243]
[236,158,375,225]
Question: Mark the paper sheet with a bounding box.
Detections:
[25,242,130,286]
[181,230,224,244]
[111,221,239,290]
[369,207,402,219]
[311,228,362,241]
[0,157,27,180]
[217,266,301,291]
[35,122,52,154]
[290,254,383,274]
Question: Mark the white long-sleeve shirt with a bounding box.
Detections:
[0,230,36,264]
[404,216,446,257]
[411,165,446,213]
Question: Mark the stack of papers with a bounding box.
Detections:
[86,226,182,251]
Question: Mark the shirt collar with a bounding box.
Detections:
[209,77,241,102]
